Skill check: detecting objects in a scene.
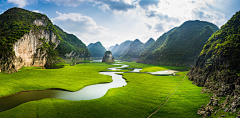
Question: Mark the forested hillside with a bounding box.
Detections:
[54,25,90,60]
[113,40,132,57]
[0,7,90,72]
[188,11,240,117]
[138,20,219,66]
[137,27,177,63]
[87,42,106,58]
[119,38,155,61]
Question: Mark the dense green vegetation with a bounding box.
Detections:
[119,39,144,60]
[0,7,91,71]
[0,62,209,117]
[87,41,106,57]
[0,7,64,69]
[54,25,90,59]
[138,21,219,66]
[144,38,155,49]
[112,40,132,57]
[138,27,177,63]
[187,11,240,118]
[0,7,58,62]
[200,11,240,61]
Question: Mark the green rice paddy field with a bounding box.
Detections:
[0,62,209,118]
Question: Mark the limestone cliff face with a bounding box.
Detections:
[188,11,240,117]
[1,19,60,72]
[33,19,47,26]
[0,8,91,73]
[102,51,114,62]
[13,30,59,69]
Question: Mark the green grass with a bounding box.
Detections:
[0,62,208,118]
[74,60,92,63]
[122,61,154,68]
[121,62,189,72]
[0,63,114,97]
[140,66,188,72]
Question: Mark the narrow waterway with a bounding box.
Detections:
[0,62,177,112]
[0,63,129,112]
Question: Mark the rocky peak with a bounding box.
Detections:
[146,38,154,42]
[102,51,114,62]
[144,38,155,48]
[12,29,59,69]
[134,39,140,42]
[0,7,60,73]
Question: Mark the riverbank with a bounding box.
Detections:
[0,63,119,98]
[0,62,209,118]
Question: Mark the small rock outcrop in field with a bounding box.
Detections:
[102,51,114,62]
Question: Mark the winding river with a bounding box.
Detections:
[0,62,176,112]
[0,63,133,112]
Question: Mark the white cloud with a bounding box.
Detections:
[45,0,135,11]
[107,6,169,44]
[32,10,42,13]
[98,3,110,11]
[45,0,229,47]
[7,0,28,7]
[44,0,91,6]
[135,0,226,29]
[52,11,120,47]
[7,0,36,8]
[122,0,136,5]
[99,0,226,46]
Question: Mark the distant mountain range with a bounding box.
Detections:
[110,44,120,55]
[112,40,133,57]
[110,20,218,66]
[87,42,106,58]
[108,46,114,51]
[118,38,155,61]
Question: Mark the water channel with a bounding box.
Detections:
[0,62,176,112]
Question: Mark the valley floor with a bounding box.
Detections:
[0,62,209,118]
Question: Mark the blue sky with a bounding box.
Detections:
[0,0,240,48]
